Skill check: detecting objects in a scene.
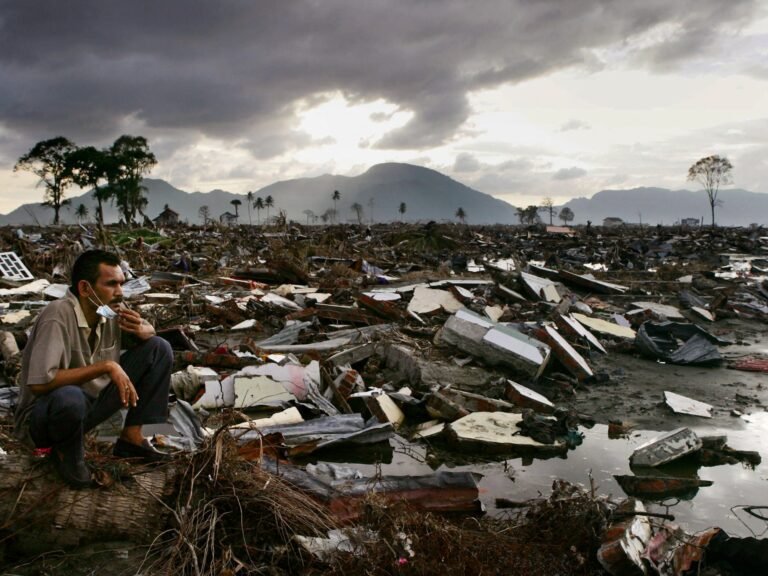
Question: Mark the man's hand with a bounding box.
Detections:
[108,361,138,407]
[118,307,155,341]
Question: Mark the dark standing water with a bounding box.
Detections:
[316,411,768,539]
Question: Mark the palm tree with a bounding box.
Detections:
[455,207,467,224]
[351,202,364,224]
[230,198,241,217]
[265,195,274,223]
[246,191,254,225]
[254,197,264,225]
[399,202,407,220]
[332,190,340,223]
[322,208,336,224]
[75,203,89,223]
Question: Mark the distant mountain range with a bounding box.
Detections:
[561,187,767,227]
[1,163,765,227]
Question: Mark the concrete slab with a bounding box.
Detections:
[439,309,550,379]
[571,312,636,340]
[229,407,304,430]
[446,412,566,456]
[631,301,685,320]
[691,306,714,322]
[630,427,702,467]
[483,325,550,379]
[407,286,464,315]
[664,391,713,418]
[412,420,445,440]
[484,305,504,322]
[504,380,555,413]
[234,375,295,408]
[534,325,593,380]
[555,314,607,354]
[366,394,406,429]
[520,271,561,303]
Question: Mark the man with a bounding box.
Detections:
[14,249,173,488]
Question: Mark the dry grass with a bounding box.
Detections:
[319,479,611,576]
[140,428,338,576]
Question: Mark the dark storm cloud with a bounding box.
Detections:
[0,0,758,156]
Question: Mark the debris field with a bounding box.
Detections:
[1,221,767,575]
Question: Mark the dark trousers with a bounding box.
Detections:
[28,337,173,459]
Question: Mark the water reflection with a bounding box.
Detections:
[308,412,768,538]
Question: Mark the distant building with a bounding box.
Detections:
[153,205,180,227]
[545,225,575,236]
[602,217,624,228]
[681,218,700,227]
[219,211,238,226]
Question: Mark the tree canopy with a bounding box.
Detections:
[109,135,157,225]
[230,198,242,218]
[66,145,111,225]
[687,155,733,227]
[516,205,540,225]
[17,134,158,226]
[14,136,78,225]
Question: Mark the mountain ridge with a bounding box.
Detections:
[0,163,765,226]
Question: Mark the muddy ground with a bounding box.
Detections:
[570,316,767,432]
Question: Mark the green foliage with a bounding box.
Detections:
[516,205,540,225]
[17,134,157,227]
[14,136,78,225]
[66,145,112,225]
[109,135,157,225]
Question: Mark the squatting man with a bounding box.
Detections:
[14,249,173,487]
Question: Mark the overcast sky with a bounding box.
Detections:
[1,0,767,215]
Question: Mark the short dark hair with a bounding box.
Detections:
[70,250,121,296]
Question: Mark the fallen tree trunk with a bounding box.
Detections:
[0,453,176,549]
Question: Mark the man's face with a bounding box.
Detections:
[88,263,126,310]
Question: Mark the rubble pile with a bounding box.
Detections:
[0,221,767,575]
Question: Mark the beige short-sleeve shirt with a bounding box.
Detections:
[13,290,121,436]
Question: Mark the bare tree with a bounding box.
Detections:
[687,155,733,227]
[540,197,558,225]
[198,205,210,225]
